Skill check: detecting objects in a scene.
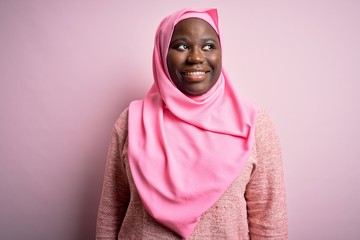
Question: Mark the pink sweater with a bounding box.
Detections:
[96,108,288,239]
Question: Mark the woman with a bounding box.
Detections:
[96,8,288,239]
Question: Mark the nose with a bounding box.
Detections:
[186,47,205,64]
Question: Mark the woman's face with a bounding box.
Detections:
[167,18,222,96]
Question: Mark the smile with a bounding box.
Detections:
[181,71,209,82]
[184,71,206,76]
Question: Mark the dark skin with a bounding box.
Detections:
[167,18,222,96]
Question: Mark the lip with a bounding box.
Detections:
[181,70,210,82]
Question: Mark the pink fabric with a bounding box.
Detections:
[128,8,258,239]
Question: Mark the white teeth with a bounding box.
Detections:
[184,71,206,76]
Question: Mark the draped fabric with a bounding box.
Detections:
[128,8,258,238]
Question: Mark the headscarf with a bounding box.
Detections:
[128,8,257,238]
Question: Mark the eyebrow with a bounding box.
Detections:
[169,37,189,46]
[169,37,219,46]
[202,38,219,43]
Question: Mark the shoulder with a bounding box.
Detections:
[253,107,282,163]
[114,107,129,137]
[255,108,273,128]
[254,108,279,141]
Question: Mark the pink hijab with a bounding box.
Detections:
[128,8,257,238]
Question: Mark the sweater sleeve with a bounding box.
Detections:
[96,109,130,239]
[245,109,288,240]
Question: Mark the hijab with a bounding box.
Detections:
[128,8,257,238]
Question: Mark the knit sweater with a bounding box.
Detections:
[96,108,288,239]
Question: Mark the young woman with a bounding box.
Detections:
[96,8,288,239]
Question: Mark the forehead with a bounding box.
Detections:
[171,18,219,40]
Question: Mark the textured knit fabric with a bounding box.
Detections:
[96,108,288,240]
[128,8,257,237]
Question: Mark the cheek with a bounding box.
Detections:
[166,53,174,72]
[209,54,222,74]
[167,53,183,83]
[167,51,185,70]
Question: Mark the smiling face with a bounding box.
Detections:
[166,18,222,96]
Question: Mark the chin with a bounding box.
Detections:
[183,88,209,96]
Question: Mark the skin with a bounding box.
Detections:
[167,18,222,96]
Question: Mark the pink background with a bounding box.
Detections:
[1,1,359,239]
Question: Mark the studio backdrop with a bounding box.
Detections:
[1,1,359,239]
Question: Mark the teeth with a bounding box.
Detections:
[184,71,205,76]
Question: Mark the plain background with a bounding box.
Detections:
[1,0,359,239]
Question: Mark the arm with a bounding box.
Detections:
[246,109,288,239]
[96,109,130,239]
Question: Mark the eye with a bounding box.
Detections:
[176,44,189,50]
[202,44,215,51]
